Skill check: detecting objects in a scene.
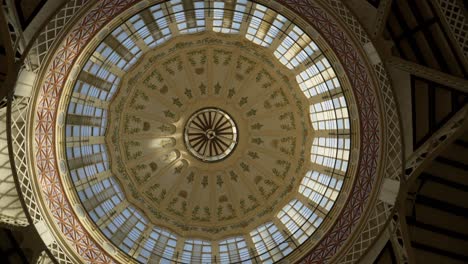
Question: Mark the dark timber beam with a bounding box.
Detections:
[386,57,468,93]
[434,157,468,171]
[404,105,467,184]
[454,139,468,148]
[415,195,468,218]
[394,17,438,42]
[418,173,468,193]
[406,216,468,241]
[390,1,428,65]
[411,241,468,262]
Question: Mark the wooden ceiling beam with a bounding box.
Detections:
[387,56,468,93]
[404,104,468,185]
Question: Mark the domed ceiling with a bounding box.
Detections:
[26,0,401,264]
[69,5,354,258]
[107,33,315,239]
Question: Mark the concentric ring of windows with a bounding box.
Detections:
[63,1,353,263]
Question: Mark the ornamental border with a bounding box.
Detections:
[276,1,382,262]
[30,0,389,263]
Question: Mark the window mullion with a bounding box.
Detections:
[78,70,115,92]
[67,152,103,170]
[74,170,112,191]
[181,0,197,28]
[89,54,126,78]
[111,212,140,245]
[307,162,344,178]
[174,237,186,263]
[271,217,299,249]
[140,9,164,41]
[312,129,351,138]
[70,92,110,109]
[222,1,236,29]
[268,19,292,52]
[66,136,105,148]
[66,114,102,128]
[103,34,135,62]
[122,21,150,53]
[128,224,153,257]
[244,234,261,263]
[95,200,129,228]
[165,6,181,37]
[238,2,253,35]
[295,192,328,218]
[83,187,119,212]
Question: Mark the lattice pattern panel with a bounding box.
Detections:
[375,62,403,183]
[23,0,402,263]
[9,97,43,223]
[339,201,393,263]
[389,213,410,264]
[275,0,389,263]
[33,1,138,263]
[322,0,371,44]
[313,0,403,263]
[1,0,24,56]
[372,0,392,38]
[48,241,73,264]
[338,63,402,263]
[0,106,28,228]
[11,2,91,261]
[436,0,468,58]
[0,214,28,228]
[9,96,72,264]
[37,251,55,264]
[27,0,87,71]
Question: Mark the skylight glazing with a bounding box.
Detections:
[311,137,351,172]
[137,227,178,263]
[277,199,323,244]
[181,240,212,263]
[250,222,292,263]
[66,103,107,137]
[309,96,350,130]
[212,0,247,33]
[274,26,320,70]
[218,237,252,264]
[64,1,355,263]
[299,170,343,212]
[170,0,206,34]
[245,4,287,47]
[74,61,120,101]
[296,57,340,98]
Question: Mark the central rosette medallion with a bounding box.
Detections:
[184,108,238,162]
[106,33,313,239]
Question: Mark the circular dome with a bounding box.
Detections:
[105,32,318,240]
[27,0,398,263]
[184,107,238,162]
[43,1,357,262]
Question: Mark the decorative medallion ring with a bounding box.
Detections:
[184,108,238,162]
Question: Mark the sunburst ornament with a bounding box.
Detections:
[184,108,238,162]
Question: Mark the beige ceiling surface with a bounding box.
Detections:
[106,33,313,239]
